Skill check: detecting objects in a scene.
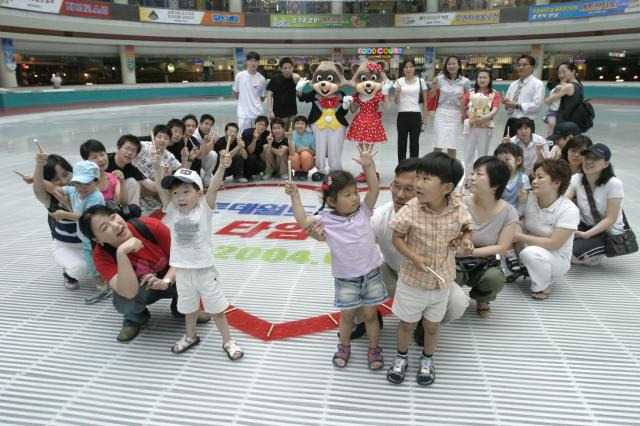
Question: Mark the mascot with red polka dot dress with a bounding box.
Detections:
[343,61,392,181]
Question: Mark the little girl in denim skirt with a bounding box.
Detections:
[285,144,387,370]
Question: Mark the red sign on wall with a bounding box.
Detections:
[60,0,111,19]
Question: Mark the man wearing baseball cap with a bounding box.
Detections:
[52,160,112,304]
[547,121,580,160]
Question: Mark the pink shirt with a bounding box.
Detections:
[100,172,118,202]
[317,202,382,279]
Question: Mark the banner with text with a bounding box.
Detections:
[1,0,110,18]
[270,14,369,28]
[395,9,500,26]
[528,0,633,21]
[139,7,244,26]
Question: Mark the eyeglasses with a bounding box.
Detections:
[390,182,416,193]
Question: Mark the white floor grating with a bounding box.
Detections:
[1,101,639,425]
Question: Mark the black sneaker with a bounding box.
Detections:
[387,355,409,384]
[311,172,326,182]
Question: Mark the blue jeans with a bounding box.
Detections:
[112,285,178,325]
[334,267,387,309]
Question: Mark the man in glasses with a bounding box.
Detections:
[307,158,470,338]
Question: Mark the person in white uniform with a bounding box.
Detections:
[233,51,267,134]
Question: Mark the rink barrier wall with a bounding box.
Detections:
[1,82,640,112]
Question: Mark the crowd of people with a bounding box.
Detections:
[22,50,630,387]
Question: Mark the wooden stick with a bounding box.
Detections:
[427,266,445,283]
[327,314,338,325]
[225,136,232,153]
[267,323,275,337]
[150,131,156,150]
[380,302,393,312]
[13,170,28,179]
[224,307,238,314]
[287,159,293,183]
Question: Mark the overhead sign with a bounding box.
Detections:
[395,10,500,26]
[139,7,245,26]
[270,14,369,28]
[1,0,110,17]
[528,0,631,21]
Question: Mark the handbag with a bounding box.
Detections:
[456,256,501,273]
[583,180,637,257]
[418,78,424,104]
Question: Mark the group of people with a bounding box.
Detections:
[22,50,628,387]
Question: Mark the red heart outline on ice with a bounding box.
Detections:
[152,182,393,341]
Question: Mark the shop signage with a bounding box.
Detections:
[270,14,369,28]
[2,38,16,71]
[528,0,632,21]
[1,0,110,17]
[139,7,245,26]
[125,45,135,71]
[395,10,500,26]
[357,48,404,56]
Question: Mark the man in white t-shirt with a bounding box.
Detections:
[307,158,470,339]
[233,51,267,133]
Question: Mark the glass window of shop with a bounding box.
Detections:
[14,55,121,87]
[136,56,234,83]
[257,56,333,79]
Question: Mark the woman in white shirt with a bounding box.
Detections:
[393,58,427,162]
[565,143,624,265]
[429,56,470,158]
[513,159,579,300]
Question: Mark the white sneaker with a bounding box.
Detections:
[261,173,272,180]
[234,177,248,183]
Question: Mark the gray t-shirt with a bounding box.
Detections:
[464,196,519,248]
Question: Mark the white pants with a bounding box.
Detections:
[200,150,219,186]
[519,246,570,292]
[463,126,493,177]
[52,239,87,280]
[124,177,141,205]
[310,124,345,172]
[238,117,255,134]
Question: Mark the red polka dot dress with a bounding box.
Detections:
[346,91,387,144]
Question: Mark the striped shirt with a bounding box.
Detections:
[389,195,473,290]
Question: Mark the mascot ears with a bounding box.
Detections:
[310,63,320,75]
[351,63,360,76]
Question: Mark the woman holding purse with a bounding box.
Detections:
[393,57,428,162]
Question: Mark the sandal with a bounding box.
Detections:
[476,304,491,319]
[332,343,351,368]
[223,339,244,360]
[171,334,200,354]
[367,347,384,370]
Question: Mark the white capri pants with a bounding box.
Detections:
[52,239,87,281]
[463,125,493,177]
[519,245,571,293]
[433,107,463,150]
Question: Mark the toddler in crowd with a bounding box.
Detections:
[286,144,386,370]
[52,156,111,304]
[387,152,473,385]
[494,143,530,217]
[544,78,564,135]
[287,115,316,181]
[152,150,243,359]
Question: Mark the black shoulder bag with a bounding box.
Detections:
[583,182,637,257]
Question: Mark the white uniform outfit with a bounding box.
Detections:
[520,194,579,293]
[433,74,470,151]
[233,70,267,133]
[166,198,228,314]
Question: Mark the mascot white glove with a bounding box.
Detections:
[296,77,309,92]
[342,95,354,110]
[381,80,393,96]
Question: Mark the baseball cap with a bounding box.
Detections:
[547,121,580,142]
[581,143,611,161]
[70,160,100,184]
[161,168,203,191]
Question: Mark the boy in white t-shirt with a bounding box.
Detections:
[233,51,267,133]
[151,150,244,360]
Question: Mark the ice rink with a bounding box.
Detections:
[1,99,639,425]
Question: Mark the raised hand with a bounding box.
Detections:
[35,141,48,166]
[266,133,274,145]
[150,148,162,167]
[284,181,298,197]
[14,170,34,184]
[296,77,309,92]
[342,95,353,110]
[220,153,232,169]
[352,143,377,168]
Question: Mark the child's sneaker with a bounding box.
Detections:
[85,283,112,305]
[387,354,408,384]
[416,355,436,386]
[63,273,79,290]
